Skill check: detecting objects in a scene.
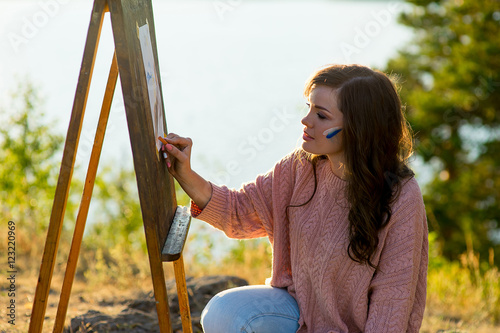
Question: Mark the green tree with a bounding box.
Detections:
[79,155,192,284]
[87,166,146,252]
[0,82,191,280]
[386,0,500,263]
[0,83,81,261]
[85,166,191,252]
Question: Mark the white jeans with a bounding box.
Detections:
[201,285,300,333]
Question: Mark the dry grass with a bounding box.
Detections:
[1,229,499,332]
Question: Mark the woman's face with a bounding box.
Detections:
[301,85,344,160]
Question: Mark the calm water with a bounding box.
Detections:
[1,0,419,257]
[1,0,414,184]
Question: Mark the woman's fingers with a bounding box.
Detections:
[160,133,193,176]
[164,134,192,151]
[164,141,187,162]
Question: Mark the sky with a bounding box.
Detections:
[1,0,432,257]
[1,0,419,189]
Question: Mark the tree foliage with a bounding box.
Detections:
[1,84,61,227]
[1,84,61,257]
[0,84,151,256]
[0,83,88,265]
[386,0,500,263]
[87,166,146,253]
[0,81,192,278]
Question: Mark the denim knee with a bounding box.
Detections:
[200,285,300,333]
[201,289,244,332]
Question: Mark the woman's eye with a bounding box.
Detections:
[317,112,326,119]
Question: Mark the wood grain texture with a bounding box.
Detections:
[52,52,118,333]
[174,255,193,333]
[30,1,187,332]
[108,0,176,263]
[108,0,177,331]
[29,1,107,331]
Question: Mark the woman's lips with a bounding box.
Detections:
[303,132,314,141]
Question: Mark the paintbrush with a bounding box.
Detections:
[158,136,168,159]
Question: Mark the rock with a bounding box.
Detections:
[65,275,248,333]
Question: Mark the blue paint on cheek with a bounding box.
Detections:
[326,128,342,139]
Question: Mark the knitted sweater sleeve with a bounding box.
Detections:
[364,179,428,333]
[193,153,296,240]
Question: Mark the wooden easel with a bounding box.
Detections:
[29,0,192,332]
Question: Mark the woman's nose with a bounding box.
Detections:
[301,113,312,127]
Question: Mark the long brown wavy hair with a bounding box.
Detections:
[289,64,414,268]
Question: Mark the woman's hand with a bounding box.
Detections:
[160,133,212,209]
[161,133,193,182]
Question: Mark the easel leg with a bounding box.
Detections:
[52,52,118,333]
[173,254,193,333]
[146,242,173,332]
[29,1,108,332]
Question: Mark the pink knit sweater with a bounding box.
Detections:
[194,151,428,332]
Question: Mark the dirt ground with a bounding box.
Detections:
[2,273,500,333]
[0,273,247,333]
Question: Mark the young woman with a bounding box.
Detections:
[161,64,428,333]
